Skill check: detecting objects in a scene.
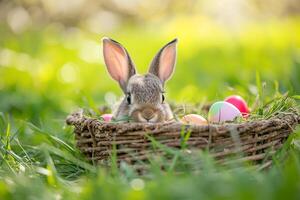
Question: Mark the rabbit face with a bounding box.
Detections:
[127,74,166,122]
[102,37,177,123]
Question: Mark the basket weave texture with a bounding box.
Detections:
[66,110,300,165]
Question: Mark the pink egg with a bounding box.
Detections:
[181,114,208,125]
[101,114,113,122]
[224,95,250,117]
[208,101,242,123]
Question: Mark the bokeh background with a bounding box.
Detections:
[1,0,299,123]
[0,1,300,199]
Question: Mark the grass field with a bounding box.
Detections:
[0,15,300,199]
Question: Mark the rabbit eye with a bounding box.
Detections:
[162,94,165,103]
[127,94,131,104]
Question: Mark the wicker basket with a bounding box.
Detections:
[66,110,300,167]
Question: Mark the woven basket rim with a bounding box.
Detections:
[66,109,300,131]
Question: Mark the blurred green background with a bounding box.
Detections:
[0,0,300,199]
[1,0,300,122]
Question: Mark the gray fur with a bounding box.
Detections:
[128,74,162,104]
[103,38,177,123]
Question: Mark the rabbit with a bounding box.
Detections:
[102,37,178,123]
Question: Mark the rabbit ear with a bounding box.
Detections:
[102,37,136,92]
[148,38,178,84]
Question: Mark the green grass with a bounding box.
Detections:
[0,17,300,199]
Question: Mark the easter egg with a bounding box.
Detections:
[101,114,113,122]
[208,101,242,123]
[224,95,250,117]
[181,114,208,125]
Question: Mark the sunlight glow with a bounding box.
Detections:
[59,63,77,83]
[130,178,145,191]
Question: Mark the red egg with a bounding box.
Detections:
[224,95,250,117]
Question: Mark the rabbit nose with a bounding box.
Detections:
[141,108,155,121]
